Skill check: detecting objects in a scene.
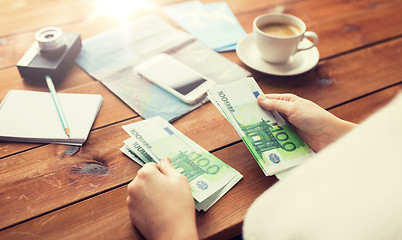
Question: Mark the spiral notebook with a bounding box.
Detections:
[0,90,103,145]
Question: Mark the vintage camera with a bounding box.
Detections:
[17,27,82,82]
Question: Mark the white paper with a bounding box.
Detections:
[0,90,103,145]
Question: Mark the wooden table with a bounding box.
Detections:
[1,0,401,239]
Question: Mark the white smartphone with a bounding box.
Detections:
[135,53,215,105]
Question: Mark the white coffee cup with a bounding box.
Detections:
[253,13,318,64]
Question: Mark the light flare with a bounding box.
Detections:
[95,0,152,22]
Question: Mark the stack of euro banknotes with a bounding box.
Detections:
[121,116,243,211]
[121,77,313,211]
[208,77,314,178]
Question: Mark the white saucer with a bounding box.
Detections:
[236,33,319,76]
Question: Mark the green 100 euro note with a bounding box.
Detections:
[122,117,242,210]
[208,77,313,176]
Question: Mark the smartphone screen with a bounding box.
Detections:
[137,54,207,95]
[166,77,206,95]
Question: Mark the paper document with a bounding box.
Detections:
[76,14,249,122]
[165,1,246,52]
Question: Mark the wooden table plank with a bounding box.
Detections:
[0,142,276,240]
[1,0,401,69]
[329,84,402,124]
[3,35,401,158]
[1,35,401,229]
[0,0,298,37]
[0,67,95,98]
[0,186,140,240]
[2,80,400,232]
[3,26,401,161]
[1,0,402,239]
[1,0,112,36]
[2,20,401,117]
[236,1,402,59]
[0,120,141,230]
[4,89,400,239]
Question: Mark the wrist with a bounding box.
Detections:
[155,219,198,240]
[157,228,198,240]
[326,117,356,145]
[171,228,198,240]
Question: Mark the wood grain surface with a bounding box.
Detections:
[0,0,400,239]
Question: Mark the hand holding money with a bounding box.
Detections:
[257,93,356,152]
[126,157,198,240]
[208,77,314,176]
[121,117,242,211]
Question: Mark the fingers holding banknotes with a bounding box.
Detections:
[127,157,198,240]
[257,94,356,152]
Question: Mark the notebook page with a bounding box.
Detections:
[0,90,102,144]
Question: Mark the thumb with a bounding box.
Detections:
[159,157,177,176]
[257,95,293,116]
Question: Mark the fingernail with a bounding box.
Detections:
[161,157,170,165]
[258,94,267,101]
[160,157,166,164]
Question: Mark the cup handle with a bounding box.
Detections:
[297,31,319,51]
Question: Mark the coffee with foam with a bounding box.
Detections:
[259,23,301,37]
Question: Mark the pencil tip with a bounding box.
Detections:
[65,128,71,137]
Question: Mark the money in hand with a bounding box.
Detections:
[121,116,242,211]
[208,77,313,176]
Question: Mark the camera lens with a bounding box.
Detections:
[35,27,66,52]
[44,34,55,39]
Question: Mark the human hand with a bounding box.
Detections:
[127,157,198,240]
[257,94,356,152]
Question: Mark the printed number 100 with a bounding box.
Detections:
[271,123,296,152]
